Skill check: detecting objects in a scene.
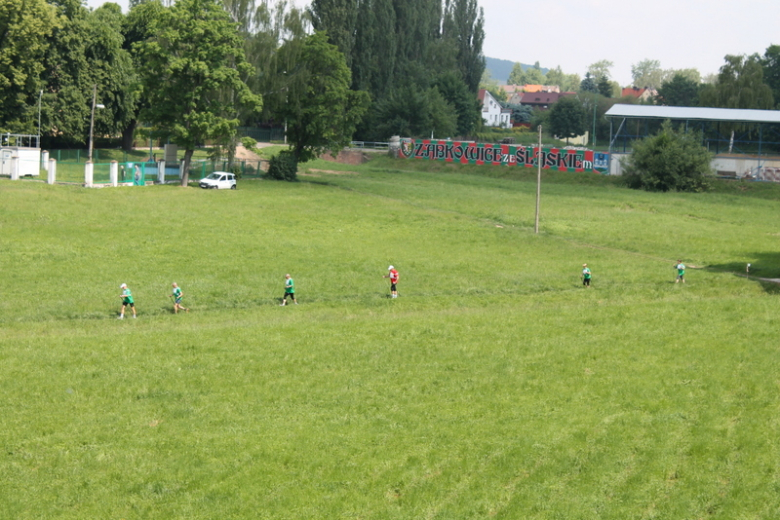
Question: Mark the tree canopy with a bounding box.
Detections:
[275,31,370,164]
[137,0,262,185]
[699,54,774,110]
[0,0,58,133]
[507,62,545,86]
[548,95,586,143]
[657,74,701,106]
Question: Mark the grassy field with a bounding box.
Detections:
[1,156,779,519]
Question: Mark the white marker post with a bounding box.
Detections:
[48,159,56,184]
[110,160,118,187]
[85,160,94,187]
[10,155,20,180]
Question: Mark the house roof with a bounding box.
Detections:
[520,92,560,104]
[605,104,780,124]
[621,87,647,98]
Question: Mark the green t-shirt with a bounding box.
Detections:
[173,287,182,300]
[285,278,295,293]
[676,263,685,275]
[582,268,591,279]
[122,288,134,304]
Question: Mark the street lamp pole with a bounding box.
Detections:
[37,90,43,148]
[88,84,97,162]
[88,84,105,162]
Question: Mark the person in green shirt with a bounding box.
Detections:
[118,283,136,319]
[581,263,592,288]
[281,274,297,306]
[675,260,686,283]
[171,282,189,314]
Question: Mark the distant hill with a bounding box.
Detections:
[484,57,549,85]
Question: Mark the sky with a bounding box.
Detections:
[86,0,780,86]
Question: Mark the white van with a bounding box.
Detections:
[199,172,237,189]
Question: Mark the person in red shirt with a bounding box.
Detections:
[384,265,399,298]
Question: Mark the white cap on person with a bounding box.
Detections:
[120,283,127,288]
[388,265,394,270]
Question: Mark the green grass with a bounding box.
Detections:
[1,158,780,519]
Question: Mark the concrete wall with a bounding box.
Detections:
[608,153,780,181]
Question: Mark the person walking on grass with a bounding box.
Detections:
[118,283,136,319]
[581,263,592,288]
[171,282,189,314]
[675,260,686,283]
[384,265,399,298]
[281,274,297,306]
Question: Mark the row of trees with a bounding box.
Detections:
[309,0,486,140]
[2,0,486,181]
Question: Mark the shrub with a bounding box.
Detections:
[623,120,713,192]
[266,150,298,181]
[241,136,257,150]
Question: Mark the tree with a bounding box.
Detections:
[508,61,545,86]
[672,68,701,84]
[276,32,370,164]
[587,60,613,80]
[631,59,669,90]
[548,95,586,143]
[506,103,532,125]
[597,75,613,97]
[761,44,780,108]
[434,71,480,135]
[121,0,165,151]
[308,0,357,67]
[137,0,262,186]
[580,72,597,94]
[657,74,700,106]
[624,120,713,192]
[0,0,58,133]
[545,66,579,92]
[442,0,485,93]
[699,54,774,110]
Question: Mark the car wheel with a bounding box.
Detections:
[231,184,237,190]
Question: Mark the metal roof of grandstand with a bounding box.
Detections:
[605,104,780,124]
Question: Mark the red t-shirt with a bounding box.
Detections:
[389,269,399,283]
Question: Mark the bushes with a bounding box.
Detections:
[623,120,714,192]
[266,150,298,181]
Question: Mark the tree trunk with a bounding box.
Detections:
[121,119,137,152]
[180,148,194,187]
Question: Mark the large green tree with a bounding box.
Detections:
[548,95,586,143]
[624,120,713,192]
[0,0,58,133]
[631,59,668,90]
[311,0,483,141]
[657,73,700,106]
[121,0,165,151]
[41,0,137,147]
[441,0,485,93]
[761,44,780,109]
[308,0,357,67]
[137,0,262,185]
[275,31,370,163]
[587,60,613,81]
[699,54,774,110]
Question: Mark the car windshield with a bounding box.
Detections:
[205,173,222,180]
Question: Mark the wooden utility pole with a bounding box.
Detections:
[535,125,542,234]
